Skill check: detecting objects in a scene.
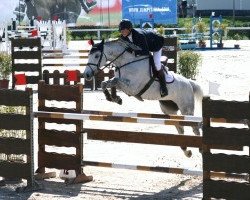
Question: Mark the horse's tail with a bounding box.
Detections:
[189,79,204,115]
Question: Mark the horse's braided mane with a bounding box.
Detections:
[106,39,141,51]
[105,38,121,45]
[90,38,140,54]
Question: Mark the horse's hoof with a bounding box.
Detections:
[104,94,112,101]
[106,97,112,101]
[104,93,112,101]
[103,90,112,102]
[117,98,122,105]
[112,96,122,105]
[184,150,192,158]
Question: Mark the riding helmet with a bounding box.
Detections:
[119,19,133,31]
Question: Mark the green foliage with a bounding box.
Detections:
[110,30,120,38]
[184,22,193,34]
[66,29,72,43]
[219,23,228,37]
[101,32,112,39]
[233,33,241,41]
[178,50,202,79]
[0,52,12,79]
[157,26,165,35]
[196,21,207,33]
[195,21,208,44]
[74,36,83,40]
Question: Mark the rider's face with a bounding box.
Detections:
[120,28,131,37]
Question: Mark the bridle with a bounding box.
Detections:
[86,48,107,76]
[86,42,129,76]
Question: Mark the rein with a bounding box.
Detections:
[114,56,149,77]
[86,48,128,75]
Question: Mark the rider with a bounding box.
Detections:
[119,19,168,97]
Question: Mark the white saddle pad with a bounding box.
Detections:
[164,71,175,83]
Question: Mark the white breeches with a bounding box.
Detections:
[153,49,162,71]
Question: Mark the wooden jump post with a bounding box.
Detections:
[202,95,250,200]
[0,88,40,191]
[35,81,93,184]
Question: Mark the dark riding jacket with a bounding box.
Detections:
[121,28,164,56]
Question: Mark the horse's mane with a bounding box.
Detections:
[90,38,141,55]
[105,38,142,51]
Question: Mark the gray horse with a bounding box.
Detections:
[84,39,204,157]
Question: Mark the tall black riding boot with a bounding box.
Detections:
[157,69,168,97]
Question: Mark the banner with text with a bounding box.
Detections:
[122,0,177,25]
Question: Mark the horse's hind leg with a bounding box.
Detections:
[178,99,201,137]
[175,125,192,157]
[192,124,201,136]
[159,100,192,157]
[177,99,202,157]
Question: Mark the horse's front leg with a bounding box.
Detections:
[101,79,113,102]
[103,87,112,102]
[101,78,123,105]
[110,87,122,105]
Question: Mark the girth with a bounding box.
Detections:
[135,55,157,99]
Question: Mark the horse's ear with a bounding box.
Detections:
[101,39,104,44]
[88,38,94,46]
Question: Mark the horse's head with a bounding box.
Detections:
[84,39,106,80]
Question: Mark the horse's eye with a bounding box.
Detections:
[95,54,99,59]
